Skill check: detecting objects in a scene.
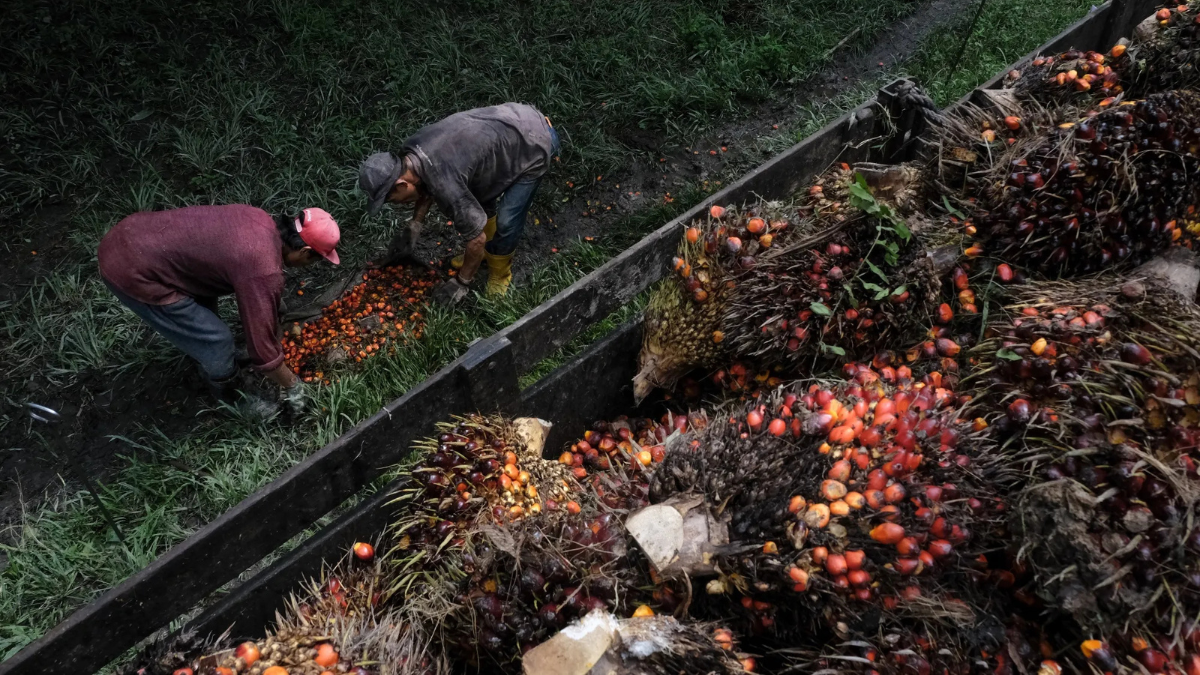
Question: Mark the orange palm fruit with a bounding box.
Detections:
[870,522,905,544]
[315,643,339,668]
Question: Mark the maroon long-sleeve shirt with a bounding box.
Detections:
[98,204,285,371]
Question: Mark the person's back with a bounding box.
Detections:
[98,204,282,307]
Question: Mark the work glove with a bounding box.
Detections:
[283,381,308,416]
[368,219,422,269]
[432,277,472,306]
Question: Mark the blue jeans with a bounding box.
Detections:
[486,125,560,256]
[104,279,237,381]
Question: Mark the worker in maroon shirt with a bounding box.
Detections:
[97,205,341,413]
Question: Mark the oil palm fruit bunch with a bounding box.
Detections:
[973,91,1200,275]
[634,200,805,401]
[725,172,945,373]
[153,544,427,675]
[1005,47,1126,107]
[441,507,659,671]
[555,414,692,495]
[650,363,1008,654]
[1124,3,1200,95]
[968,276,1200,630]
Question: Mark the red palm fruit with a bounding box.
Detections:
[1005,116,1021,130]
[1007,399,1032,424]
[315,643,339,668]
[822,480,848,501]
[935,338,960,357]
[812,546,829,565]
[845,550,866,570]
[884,483,906,503]
[996,263,1015,282]
[746,410,763,430]
[925,486,943,502]
[918,550,935,568]
[865,490,886,509]
[931,517,949,538]
[848,569,870,587]
[235,643,261,666]
[859,426,883,448]
[896,537,920,556]
[951,267,969,290]
[826,553,848,576]
[870,523,905,544]
[828,459,852,482]
[894,557,922,575]
[1185,655,1200,675]
[353,542,375,562]
[867,469,888,490]
[709,205,726,219]
[927,540,953,558]
[936,303,953,324]
[788,566,809,590]
[1121,343,1153,365]
[768,418,786,436]
[1139,650,1168,673]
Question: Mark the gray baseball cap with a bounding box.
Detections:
[359,152,405,215]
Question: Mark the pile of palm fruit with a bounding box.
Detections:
[124,4,1200,675]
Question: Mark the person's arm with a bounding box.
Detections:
[412,194,433,224]
[235,275,289,379]
[458,231,487,282]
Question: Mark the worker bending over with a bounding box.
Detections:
[358,102,559,304]
[97,204,341,413]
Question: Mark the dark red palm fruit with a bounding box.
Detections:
[1121,343,1153,365]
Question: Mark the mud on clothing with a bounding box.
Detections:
[401,102,555,240]
[98,204,285,373]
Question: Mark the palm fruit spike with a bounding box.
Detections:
[969,273,1200,630]
[977,90,1200,275]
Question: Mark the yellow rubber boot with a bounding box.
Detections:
[485,252,514,297]
[452,216,497,269]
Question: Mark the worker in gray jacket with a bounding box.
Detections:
[358,103,560,304]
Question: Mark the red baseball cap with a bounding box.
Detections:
[296,208,340,264]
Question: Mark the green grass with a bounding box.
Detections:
[902,0,1098,105]
[0,0,1101,662]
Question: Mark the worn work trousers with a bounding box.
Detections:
[104,279,237,381]
[485,124,561,256]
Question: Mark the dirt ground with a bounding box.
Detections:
[0,0,970,521]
